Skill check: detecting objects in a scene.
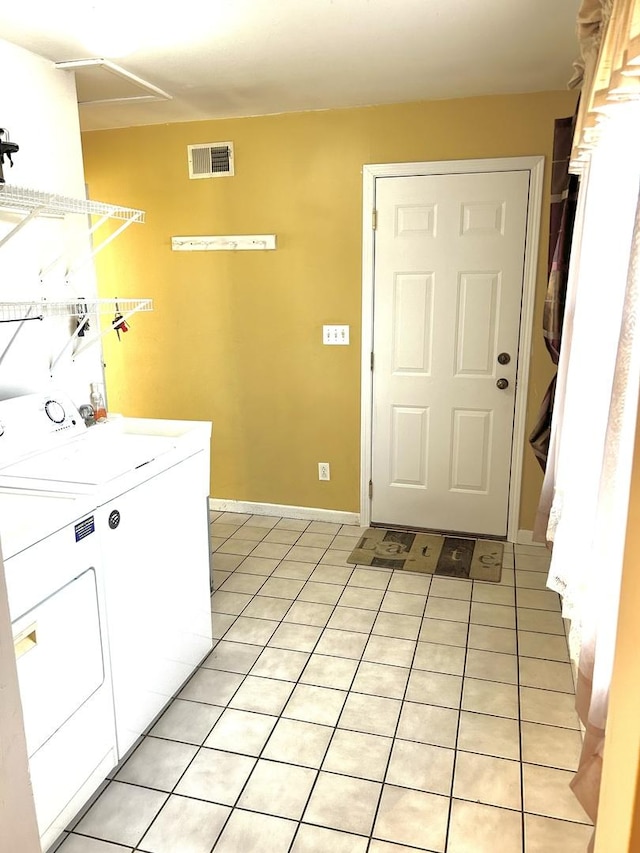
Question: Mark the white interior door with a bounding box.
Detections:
[371,170,530,537]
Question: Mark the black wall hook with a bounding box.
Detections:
[0,128,20,184]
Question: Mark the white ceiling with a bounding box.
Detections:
[0,0,581,131]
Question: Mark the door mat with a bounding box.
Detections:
[347,528,503,582]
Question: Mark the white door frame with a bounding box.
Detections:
[360,156,545,542]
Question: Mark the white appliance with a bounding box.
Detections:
[0,489,116,851]
[0,390,213,849]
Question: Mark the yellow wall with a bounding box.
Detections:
[594,406,640,853]
[82,89,576,524]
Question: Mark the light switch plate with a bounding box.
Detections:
[323,325,350,345]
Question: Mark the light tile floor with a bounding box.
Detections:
[55,512,593,853]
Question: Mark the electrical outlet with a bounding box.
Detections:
[318,462,330,481]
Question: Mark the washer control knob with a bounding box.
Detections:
[44,399,65,424]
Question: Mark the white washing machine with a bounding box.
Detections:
[0,390,213,848]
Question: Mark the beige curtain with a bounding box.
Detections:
[537,1,640,846]
[571,0,640,173]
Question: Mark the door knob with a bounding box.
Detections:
[497,352,511,365]
[496,378,509,390]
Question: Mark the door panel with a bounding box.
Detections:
[393,274,434,373]
[391,406,429,486]
[450,409,492,492]
[455,273,499,375]
[371,170,529,536]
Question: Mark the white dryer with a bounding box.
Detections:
[0,490,117,851]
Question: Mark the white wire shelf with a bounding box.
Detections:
[0,184,145,222]
[0,299,153,323]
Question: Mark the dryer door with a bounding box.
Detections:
[12,567,105,756]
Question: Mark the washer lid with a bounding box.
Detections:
[0,432,175,487]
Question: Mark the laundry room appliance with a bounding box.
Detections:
[0,488,116,851]
[0,389,213,846]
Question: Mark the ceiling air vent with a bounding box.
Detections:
[187,142,234,179]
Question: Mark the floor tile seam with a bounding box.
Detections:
[43,829,71,853]
[61,779,113,835]
[145,725,265,753]
[91,779,171,851]
[239,577,356,810]
[453,743,522,764]
[322,651,413,672]
[345,581,395,593]
[517,651,572,664]
[451,787,527,814]
[428,590,473,604]
[226,529,271,542]
[366,833,441,853]
[65,826,140,850]
[225,565,282,578]
[248,650,314,682]
[517,714,582,732]
[288,817,372,852]
[335,625,421,643]
[118,727,227,820]
[213,580,275,599]
[373,762,462,801]
[458,670,519,688]
[255,712,350,849]
[363,592,430,845]
[321,545,357,555]
[377,607,429,619]
[208,740,340,770]
[212,611,296,631]
[444,583,472,849]
[513,578,527,853]
[519,804,594,826]
[514,753,582,773]
[427,702,520,726]
[516,600,563,612]
[257,579,350,670]
[227,707,327,840]
[514,625,568,637]
[294,767,383,841]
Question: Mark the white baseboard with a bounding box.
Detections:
[208,498,360,527]
[517,529,546,546]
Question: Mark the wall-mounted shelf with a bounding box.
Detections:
[0,298,152,323]
[0,184,149,374]
[0,185,146,221]
[0,299,153,372]
[0,184,145,269]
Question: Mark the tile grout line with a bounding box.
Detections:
[515,550,527,853]
[443,578,473,852]
[284,563,385,852]
[206,515,312,852]
[210,521,361,851]
[363,575,434,852]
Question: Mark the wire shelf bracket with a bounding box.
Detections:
[0,299,153,371]
[0,184,145,267]
[70,299,153,364]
